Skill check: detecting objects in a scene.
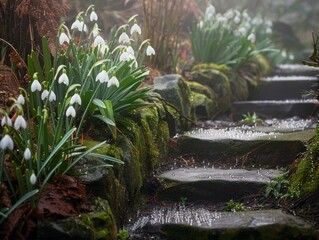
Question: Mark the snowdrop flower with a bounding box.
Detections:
[247,33,256,43]
[216,15,227,23]
[71,19,81,30]
[120,51,133,62]
[289,54,295,61]
[90,8,98,22]
[92,23,100,38]
[119,32,130,44]
[70,93,82,105]
[0,134,14,150]
[58,69,69,86]
[238,27,247,36]
[79,21,88,32]
[107,76,119,88]
[281,50,287,58]
[14,115,27,130]
[266,28,272,34]
[24,147,31,160]
[205,4,215,20]
[127,46,135,57]
[17,94,25,105]
[71,18,87,32]
[1,115,12,127]
[146,44,155,56]
[130,22,142,35]
[31,79,42,92]
[225,10,234,20]
[30,172,37,185]
[66,105,76,118]
[41,90,56,102]
[99,44,109,56]
[59,31,69,45]
[93,35,105,48]
[198,20,204,29]
[233,15,241,24]
[96,66,109,83]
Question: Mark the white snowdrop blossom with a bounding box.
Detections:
[247,33,256,43]
[99,44,109,56]
[72,19,87,32]
[70,93,82,105]
[14,115,27,130]
[0,134,14,150]
[41,90,56,102]
[266,28,272,34]
[130,23,142,35]
[119,32,130,44]
[71,19,81,30]
[58,71,69,86]
[238,27,247,36]
[289,54,295,61]
[93,35,105,48]
[281,50,287,58]
[127,46,135,56]
[66,105,76,118]
[216,16,227,23]
[24,147,31,160]
[96,69,109,83]
[59,32,70,45]
[225,10,234,20]
[1,115,12,127]
[31,79,42,92]
[107,76,119,88]
[90,9,98,22]
[30,173,37,185]
[120,51,132,62]
[146,44,155,56]
[205,4,215,20]
[92,23,100,37]
[17,94,25,105]
[233,15,241,24]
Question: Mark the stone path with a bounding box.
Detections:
[128,65,319,240]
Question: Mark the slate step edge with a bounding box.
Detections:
[129,209,316,240]
[156,168,281,203]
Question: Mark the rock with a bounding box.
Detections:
[191,63,233,111]
[38,198,117,240]
[177,128,315,168]
[157,167,281,202]
[153,74,194,133]
[191,92,215,119]
[130,208,315,240]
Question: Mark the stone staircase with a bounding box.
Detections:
[232,64,319,120]
[127,65,319,240]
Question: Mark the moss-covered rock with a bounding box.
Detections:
[38,198,117,240]
[153,74,194,132]
[191,63,233,112]
[290,135,319,194]
[191,92,215,119]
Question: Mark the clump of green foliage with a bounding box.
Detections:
[224,199,245,212]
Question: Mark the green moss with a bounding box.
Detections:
[291,137,319,194]
[191,63,233,112]
[191,92,215,118]
[186,80,216,100]
[83,140,123,159]
[254,54,271,76]
[79,198,117,240]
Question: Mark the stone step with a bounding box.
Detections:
[156,167,281,203]
[129,207,315,240]
[250,76,318,100]
[177,127,315,168]
[232,100,319,120]
[273,64,319,77]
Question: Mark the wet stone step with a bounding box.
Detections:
[129,207,316,240]
[177,127,315,168]
[156,167,281,203]
[250,76,318,100]
[232,99,319,120]
[273,64,319,77]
